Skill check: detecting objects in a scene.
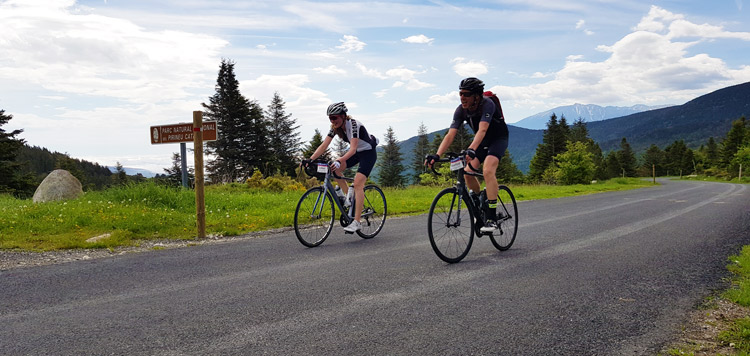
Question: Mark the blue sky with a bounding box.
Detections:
[1,0,749,173]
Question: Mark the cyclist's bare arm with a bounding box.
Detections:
[309,135,333,160]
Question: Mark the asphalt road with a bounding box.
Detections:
[1,179,749,355]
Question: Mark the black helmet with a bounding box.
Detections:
[459,77,484,94]
[327,102,348,116]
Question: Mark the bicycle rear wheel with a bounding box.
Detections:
[294,187,334,247]
[490,185,518,251]
[357,184,387,239]
[428,187,474,263]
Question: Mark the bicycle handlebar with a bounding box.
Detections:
[426,151,481,177]
[301,159,353,181]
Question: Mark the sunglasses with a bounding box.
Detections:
[329,115,343,121]
[459,91,475,97]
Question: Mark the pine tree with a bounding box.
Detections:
[705,137,719,168]
[430,132,443,155]
[618,138,638,177]
[301,129,332,162]
[665,140,694,176]
[720,117,748,168]
[203,59,271,182]
[265,92,301,176]
[0,109,35,197]
[528,114,569,182]
[642,144,665,176]
[377,126,405,187]
[411,122,430,185]
[163,152,194,187]
[112,162,128,185]
[448,124,474,154]
[496,150,524,184]
[604,151,621,179]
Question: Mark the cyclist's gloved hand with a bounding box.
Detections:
[301,159,312,167]
[465,149,477,160]
[424,154,440,166]
[331,160,341,170]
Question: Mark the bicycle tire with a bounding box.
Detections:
[428,187,474,263]
[294,186,335,247]
[356,185,387,239]
[490,185,518,251]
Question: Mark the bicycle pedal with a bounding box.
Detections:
[344,231,354,235]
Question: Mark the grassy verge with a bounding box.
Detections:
[717,247,750,353]
[0,178,653,251]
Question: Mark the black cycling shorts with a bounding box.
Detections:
[476,137,508,162]
[345,148,377,177]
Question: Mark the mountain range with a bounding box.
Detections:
[395,81,750,175]
[512,103,669,130]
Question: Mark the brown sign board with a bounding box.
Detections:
[150,121,217,144]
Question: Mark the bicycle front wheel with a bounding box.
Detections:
[294,187,334,247]
[428,187,474,263]
[357,184,387,239]
[490,185,518,251]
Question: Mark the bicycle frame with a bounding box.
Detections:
[309,163,355,225]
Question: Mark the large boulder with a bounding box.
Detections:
[32,169,84,203]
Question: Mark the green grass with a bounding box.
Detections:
[717,247,750,353]
[0,178,654,251]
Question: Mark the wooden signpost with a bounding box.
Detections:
[149,114,215,239]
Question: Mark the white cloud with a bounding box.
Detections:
[401,34,434,44]
[337,35,366,52]
[356,62,387,79]
[498,6,750,111]
[313,65,347,75]
[576,20,585,29]
[0,0,227,105]
[451,57,488,77]
[427,92,456,104]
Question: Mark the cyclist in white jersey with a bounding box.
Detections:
[307,102,379,233]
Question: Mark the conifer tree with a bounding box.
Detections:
[496,150,524,184]
[618,138,638,177]
[411,122,430,184]
[112,162,128,185]
[377,126,405,187]
[528,114,569,182]
[448,124,474,154]
[430,132,443,156]
[265,92,301,176]
[301,129,332,163]
[0,109,35,197]
[720,117,748,168]
[664,140,694,176]
[642,144,665,176]
[163,152,194,187]
[705,137,720,168]
[203,59,270,182]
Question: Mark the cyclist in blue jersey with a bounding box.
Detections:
[426,77,509,233]
[306,102,379,233]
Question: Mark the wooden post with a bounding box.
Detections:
[652,164,656,184]
[193,111,206,239]
[740,163,743,181]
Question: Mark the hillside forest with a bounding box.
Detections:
[1,59,749,199]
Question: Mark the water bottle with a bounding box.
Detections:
[344,186,354,207]
[334,185,346,204]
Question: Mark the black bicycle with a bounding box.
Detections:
[294,159,387,247]
[426,151,518,263]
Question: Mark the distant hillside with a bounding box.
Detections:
[513,103,668,130]
[107,166,157,178]
[391,81,749,177]
[586,81,750,152]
